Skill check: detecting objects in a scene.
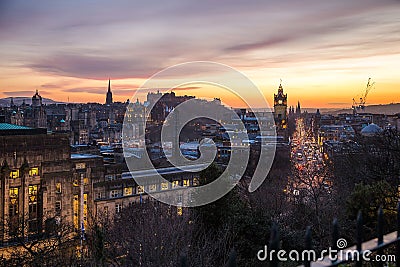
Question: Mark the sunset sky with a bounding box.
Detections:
[1,0,400,108]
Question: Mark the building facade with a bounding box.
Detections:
[0,124,70,243]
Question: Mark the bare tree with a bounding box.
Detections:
[0,215,81,267]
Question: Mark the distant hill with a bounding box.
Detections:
[0,97,62,107]
[305,103,400,116]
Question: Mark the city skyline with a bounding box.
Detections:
[1,0,400,108]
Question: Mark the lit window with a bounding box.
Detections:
[28,185,38,202]
[124,187,133,196]
[83,177,89,185]
[56,182,62,193]
[149,184,156,192]
[177,206,183,216]
[172,180,179,188]
[9,170,19,179]
[73,195,79,229]
[9,187,18,197]
[29,168,39,176]
[73,179,79,187]
[83,193,88,228]
[183,179,190,187]
[161,182,168,190]
[193,178,199,186]
[9,188,19,204]
[137,186,144,194]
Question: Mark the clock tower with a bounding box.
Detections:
[274,81,288,128]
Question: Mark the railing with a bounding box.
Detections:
[305,203,400,267]
[179,203,400,267]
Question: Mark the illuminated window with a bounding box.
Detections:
[124,187,133,196]
[137,185,144,194]
[56,182,62,193]
[9,170,19,179]
[29,168,39,176]
[73,195,79,229]
[83,177,89,185]
[161,182,168,190]
[183,179,190,187]
[9,187,19,200]
[83,193,88,228]
[193,178,199,186]
[149,184,156,192]
[28,185,38,202]
[177,206,183,216]
[9,187,19,216]
[73,179,79,187]
[172,180,179,188]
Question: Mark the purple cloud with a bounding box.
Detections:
[62,87,107,95]
[1,0,400,83]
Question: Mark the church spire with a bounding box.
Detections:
[296,101,301,115]
[106,79,113,105]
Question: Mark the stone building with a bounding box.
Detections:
[0,122,204,245]
[9,91,47,129]
[147,91,195,123]
[0,123,107,245]
[93,164,202,216]
[0,124,69,243]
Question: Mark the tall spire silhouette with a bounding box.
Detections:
[106,79,113,105]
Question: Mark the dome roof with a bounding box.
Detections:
[361,123,383,136]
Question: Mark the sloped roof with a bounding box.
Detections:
[361,123,383,135]
[0,123,32,130]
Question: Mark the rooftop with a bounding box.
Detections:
[0,123,47,136]
[0,123,32,130]
[361,123,383,136]
[122,163,209,179]
[71,154,103,160]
